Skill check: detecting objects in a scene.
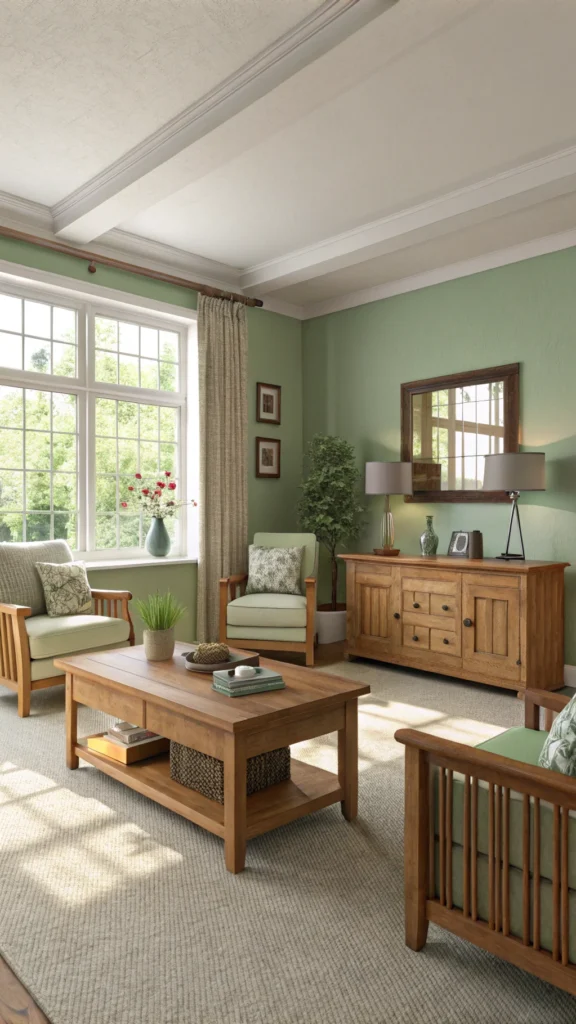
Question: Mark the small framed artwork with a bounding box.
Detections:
[447,530,470,557]
[256,436,281,478]
[256,382,281,425]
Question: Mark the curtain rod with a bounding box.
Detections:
[0,225,263,308]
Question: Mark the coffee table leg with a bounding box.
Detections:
[223,733,247,873]
[338,698,358,820]
[66,673,79,770]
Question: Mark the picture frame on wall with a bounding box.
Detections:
[256,382,281,424]
[256,437,281,478]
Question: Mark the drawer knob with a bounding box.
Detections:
[463,618,473,627]
[412,635,419,642]
[413,601,420,608]
[394,612,400,620]
[442,604,449,611]
[443,638,449,645]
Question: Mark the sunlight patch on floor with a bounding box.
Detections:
[22,821,183,904]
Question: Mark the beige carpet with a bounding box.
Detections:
[1,660,576,1024]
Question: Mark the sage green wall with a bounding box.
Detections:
[0,237,302,640]
[303,247,576,663]
[87,563,197,645]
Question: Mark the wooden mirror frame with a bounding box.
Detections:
[400,362,519,503]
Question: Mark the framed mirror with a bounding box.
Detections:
[401,363,519,502]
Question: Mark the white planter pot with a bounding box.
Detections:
[316,608,347,645]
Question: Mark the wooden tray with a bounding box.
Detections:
[182,649,260,674]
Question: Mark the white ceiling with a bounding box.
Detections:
[2,0,576,316]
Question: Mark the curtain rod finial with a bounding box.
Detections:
[88,261,97,274]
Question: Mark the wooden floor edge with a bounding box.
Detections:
[0,955,50,1023]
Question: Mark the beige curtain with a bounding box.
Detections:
[197,294,248,641]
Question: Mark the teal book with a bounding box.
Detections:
[212,679,286,698]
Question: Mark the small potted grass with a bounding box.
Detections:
[136,592,186,661]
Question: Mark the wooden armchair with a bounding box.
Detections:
[219,532,318,667]
[0,588,134,718]
[396,689,576,996]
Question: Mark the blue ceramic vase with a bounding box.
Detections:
[145,517,171,557]
[420,515,439,557]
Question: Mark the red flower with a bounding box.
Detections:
[121,501,128,508]
[154,490,161,496]
[167,501,175,507]
[165,471,171,477]
[135,473,142,480]
[142,488,150,496]
[156,481,165,489]
[128,486,134,492]
[168,482,177,490]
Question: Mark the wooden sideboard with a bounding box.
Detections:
[339,554,569,692]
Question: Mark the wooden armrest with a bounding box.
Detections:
[0,602,31,618]
[91,589,132,600]
[220,574,248,585]
[304,577,317,586]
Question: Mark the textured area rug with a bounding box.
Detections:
[1,661,576,1024]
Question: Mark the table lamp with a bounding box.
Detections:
[483,452,545,560]
[365,461,413,556]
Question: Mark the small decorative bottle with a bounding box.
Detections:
[420,515,439,557]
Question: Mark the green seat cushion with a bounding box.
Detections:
[227,593,307,628]
[435,727,576,888]
[30,641,130,681]
[226,626,306,642]
[0,540,72,616]
[26,614,130,660]
[435,846,576,964]
[476,725,547,765]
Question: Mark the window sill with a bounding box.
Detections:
[85,556,198,570]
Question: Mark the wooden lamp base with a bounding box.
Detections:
[373,546,400,557]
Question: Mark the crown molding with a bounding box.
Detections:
[51,0,396,244]
[300,225,576,319]
[242,142,576,293]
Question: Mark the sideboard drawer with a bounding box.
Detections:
[430,594,457,617]
[403,625,430,650]
[401,576,458,598]
[73,677,145,726]
[430,628,460,656]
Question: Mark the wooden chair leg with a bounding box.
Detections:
[18,674,31,718]
[404,745,430,950]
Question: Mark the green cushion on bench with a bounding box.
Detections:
[476,725,547,765]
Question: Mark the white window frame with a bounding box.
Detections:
[0,279,190,560]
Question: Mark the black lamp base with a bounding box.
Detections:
[497,492,525,561]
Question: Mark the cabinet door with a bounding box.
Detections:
[352,568,396,656]
[462,576,520,682]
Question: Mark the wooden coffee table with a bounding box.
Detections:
[56,643,370,873]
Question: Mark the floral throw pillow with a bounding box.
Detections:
[245,546,304,596]
[538,695,576,776]
[35,561,93,617]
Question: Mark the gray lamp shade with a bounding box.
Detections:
[365,461,413,495]
[483,452,546,492]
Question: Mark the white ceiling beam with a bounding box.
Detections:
[52,0,396,245]
[240,143,576,292]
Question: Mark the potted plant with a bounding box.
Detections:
[135,592,186,661]
[298,434,364,644]
[122,471,197,557]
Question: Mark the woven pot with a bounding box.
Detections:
[143,627,175,661]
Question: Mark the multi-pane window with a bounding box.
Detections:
[0,386,78,544]
[0,283,188,556]
[94,315,179,391]
[94,397,179,551]
[0,293,77,377]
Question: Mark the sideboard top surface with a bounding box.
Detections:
[338,554,570,573]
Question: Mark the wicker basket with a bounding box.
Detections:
[169,743,291,804]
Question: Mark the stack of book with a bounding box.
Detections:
[86,721,169,764]
[212,667,285,697]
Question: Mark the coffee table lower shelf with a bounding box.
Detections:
[75,742,342,841]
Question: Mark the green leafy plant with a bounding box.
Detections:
[135,592,186,632]
[298,434,364,610]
